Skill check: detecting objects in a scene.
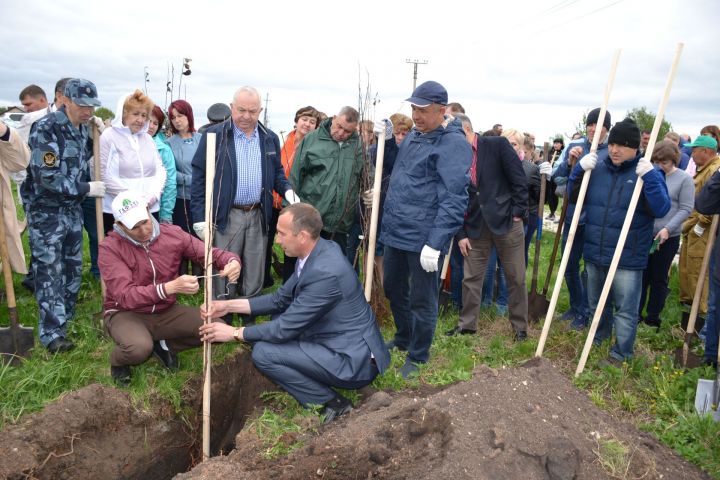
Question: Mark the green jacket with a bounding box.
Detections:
[289,118,363,234]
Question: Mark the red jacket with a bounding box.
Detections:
[99,224,240,315]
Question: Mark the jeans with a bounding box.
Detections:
[586,262,643,361]
[638,235,680,324]
[81,196,100,277]
[704,254,718,362]
[481,247,508,308]
[384,246,440,363]
[561,223,589,319]
[450,237,464,309]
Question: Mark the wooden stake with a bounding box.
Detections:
[682,215,718,366]
[364,130,386,301]
[535,49,621,357]
[202,132,216,461]
[575,43,684,376]
[92,124,106,300]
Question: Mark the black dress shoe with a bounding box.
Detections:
[513,331,528,342]
[21,276,35,293]
[111,365,131,387]
[152,341,178,370]
[445,326,476,336]
[322,394,353,424]
[46,337,75,353]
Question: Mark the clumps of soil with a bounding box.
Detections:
[178,358,711,480]
[0,349,277,480]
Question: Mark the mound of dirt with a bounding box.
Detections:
[178,358,711,480]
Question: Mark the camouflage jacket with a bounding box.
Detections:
[23,108,92,208]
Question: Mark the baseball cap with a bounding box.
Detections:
[405,81,448,107]
[64,78,101,107]
[112,191,149,229]
[686,135,718,151]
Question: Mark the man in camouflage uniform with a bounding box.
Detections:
[23,78,106,353]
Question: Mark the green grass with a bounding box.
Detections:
[0,205,719,477]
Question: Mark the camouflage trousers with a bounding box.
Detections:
[28,205,84,346]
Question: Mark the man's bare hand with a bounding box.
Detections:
[220,259,241,283]
[166,275,199,295]
[458,238,472,257]
[200,300,231,320]
[199,321,238,343]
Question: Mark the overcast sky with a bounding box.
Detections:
[2,0,718,143]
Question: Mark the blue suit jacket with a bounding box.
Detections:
[244,238,390,382]
[190,120,290,234]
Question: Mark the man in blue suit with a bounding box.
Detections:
[199,203,390,423]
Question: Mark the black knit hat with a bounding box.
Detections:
[586,107,612,130]
[608,117,640,149]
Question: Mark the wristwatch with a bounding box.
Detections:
[233,328,241,342]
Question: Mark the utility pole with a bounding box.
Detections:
[405,59,428,90]
[263,93,270,127]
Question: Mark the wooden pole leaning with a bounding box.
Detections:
[92,124,106,300]
[682,214,719,366]
[364,130,386,302]
[202,132,216,461]
[535,49,621,358]
[575,43,684,376]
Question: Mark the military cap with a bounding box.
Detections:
[64,78,101,107]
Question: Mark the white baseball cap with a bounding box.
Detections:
[111,190,149,228]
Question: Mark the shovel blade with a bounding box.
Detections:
[0,324,35,365]
[695,379,720,421]
[528,292,550,324]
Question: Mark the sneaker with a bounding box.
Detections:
[560,310,576,321]
[111,365,132,387]
[546,214,556,221]
[321,394,353,424]
[513,331,528,342]
[46,337,75,354]
[445,326,476,336]
[152,341,178,370]
[570,316,588,330]
[598,356,624,369]
[385,339,407,352]
[496,305,508,317]
[400,358,420,379]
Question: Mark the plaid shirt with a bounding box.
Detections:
[232,123,262,205]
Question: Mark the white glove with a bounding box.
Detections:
[284,189,300,205]
[693,224,705,237]
[538,161,552,176]
[635,158,653,178]
[579,152,598,171]
[373,119,393,139]
[87,181,106,197]
[419,245,440,273]
[193,222,206,240]
[362,189,374,208]
[145,194,158,207]
[90,116,105,133]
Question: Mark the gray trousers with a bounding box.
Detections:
[459,220,528,333]
[213,208,267,300]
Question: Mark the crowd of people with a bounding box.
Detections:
[2,76,719,423]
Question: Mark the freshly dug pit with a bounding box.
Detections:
[0,349,277,480]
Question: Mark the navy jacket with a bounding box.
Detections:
[380,117,471,253]
[459,135,528,239]
[695,170,720,282]
[190,120,290,233]
[568,152,671,270]
[244,238,390,382]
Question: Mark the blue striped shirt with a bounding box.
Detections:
[232,123,262,205]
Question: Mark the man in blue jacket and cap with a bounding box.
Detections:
[379,81,472,378]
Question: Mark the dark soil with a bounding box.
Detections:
[0,353,712,480]
[0,349,277,479]
[177,358,711,480]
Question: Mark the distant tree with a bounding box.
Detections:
[0,107,7,116]
[625,106,671,139]
[572,111,589,139]
[95,107,115,121]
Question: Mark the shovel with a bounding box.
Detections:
[528,189,567,323]
[676,215,718,368]
[528,144,549,323]
[0,198,35,364]
[695,332,720,421]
